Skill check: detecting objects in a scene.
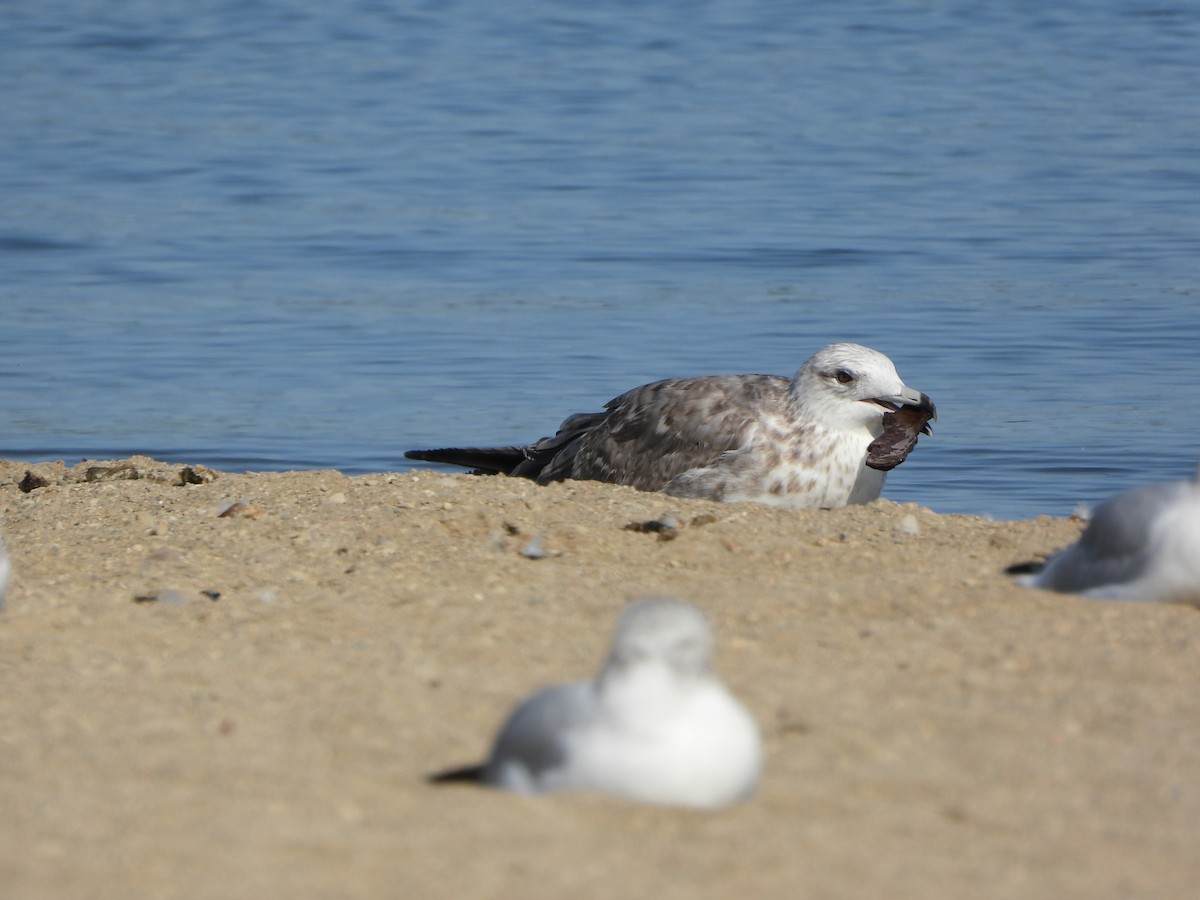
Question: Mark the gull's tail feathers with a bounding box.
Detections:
[404,446,527,475]
[405,411,608,482]
[426,764,486,784]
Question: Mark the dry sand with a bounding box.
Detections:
[0,457,1196,899]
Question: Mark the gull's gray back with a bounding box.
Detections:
[482,681,594,789]
[544,374,792,490]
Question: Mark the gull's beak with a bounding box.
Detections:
[864,387,937,435]
[864,385,923,410]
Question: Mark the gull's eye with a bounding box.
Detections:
[834,369,855,385]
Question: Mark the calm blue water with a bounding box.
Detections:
[2,1,1199,519]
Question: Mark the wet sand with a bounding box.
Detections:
[1,457,1196,899]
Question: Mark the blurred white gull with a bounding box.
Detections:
[430,598,762,809]
[1021,464,1200,604]
[407,343,934,509]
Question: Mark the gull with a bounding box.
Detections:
[406,342,934,509]
[1020,464,1200,603]
[429,598,763,809]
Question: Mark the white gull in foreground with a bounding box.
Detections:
[430,598,762,809]
[406,342,934,509]
[1021,464,1200,604]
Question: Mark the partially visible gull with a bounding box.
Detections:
[429,598,762,809]
[1019,464,1200,604]
[406,342,934,509]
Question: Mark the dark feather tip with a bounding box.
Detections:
[426,764,486,785]
[1004,559,1044,576]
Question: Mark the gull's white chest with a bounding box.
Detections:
[729,417,882,509]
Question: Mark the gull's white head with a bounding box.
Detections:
[603,597,714,679]
[792,343,926,431]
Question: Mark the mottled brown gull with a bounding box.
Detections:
[1019,464,1200,604]
[428,598,762,809]
[406,342,934,509]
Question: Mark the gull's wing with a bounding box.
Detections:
[404,412,608,477]
[540,374,792,490]
[483,681,596,792]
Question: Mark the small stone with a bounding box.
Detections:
[623,517,679,540]
[18,471,52,493]
[520,536,549,559]
[217,500,263,519]
[84,463,139,482]
[132,589,187,605]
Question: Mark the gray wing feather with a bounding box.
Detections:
[512,413,608,480]
[544,375,791,490]
[483,682,595,789]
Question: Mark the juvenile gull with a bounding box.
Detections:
[406,342,934,509]
[429,598,762,809]
[1020,464,1200,604]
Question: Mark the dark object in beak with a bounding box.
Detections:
[866,393,936,471]
[916,392,936,436]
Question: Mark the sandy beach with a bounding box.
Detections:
[1,456,1196,899]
